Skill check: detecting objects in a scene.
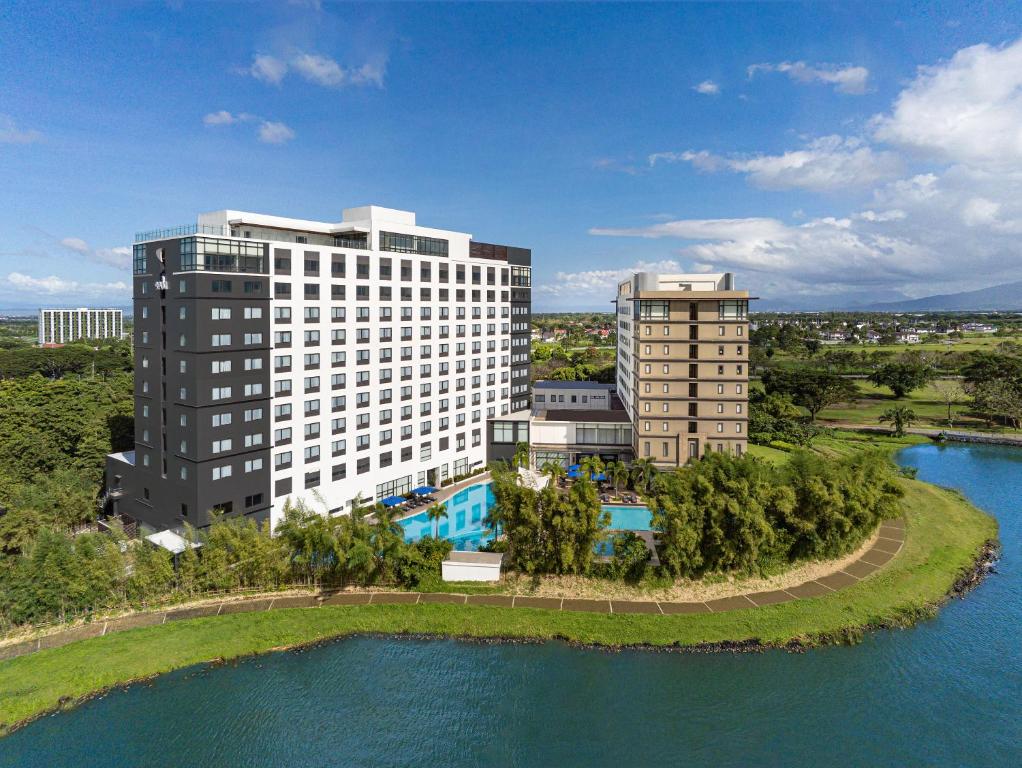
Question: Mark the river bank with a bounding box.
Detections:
[0,477,997,737]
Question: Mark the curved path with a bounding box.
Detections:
[0,519,905,663]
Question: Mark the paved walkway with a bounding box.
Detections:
[0,519,905,663]
[828,423,1022,446]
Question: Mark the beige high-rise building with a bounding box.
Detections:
[615,272,751,466]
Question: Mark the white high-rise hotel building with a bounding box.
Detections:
[106,206,531,531]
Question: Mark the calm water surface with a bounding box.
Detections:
[2,444,1020,767]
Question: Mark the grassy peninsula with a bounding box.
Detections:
[0,477,996,736]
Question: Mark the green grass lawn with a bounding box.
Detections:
[0,479,996,736]
[816,379,1019,434]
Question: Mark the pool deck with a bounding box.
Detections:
[0,520,906,662]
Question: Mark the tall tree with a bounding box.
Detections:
[869,362,935,398]
[762,368,859,421]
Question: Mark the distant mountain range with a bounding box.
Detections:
[855,281,1022,312]
[754,281,1022,312]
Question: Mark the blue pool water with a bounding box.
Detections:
[602,504,654,531]
[398,483,495,550]
[398,484,653,550]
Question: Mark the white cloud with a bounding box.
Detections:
[589,36,1022,299]
[4,272,129,300]
[258,121,295,144]
[590,216,934,287]
[59,238,131,268]
[250,54,288,85]
[0,115,42,144]
[203,110,249,125]
[693,80,720,95]
[748,61,870,94]
[961,197,1001,227]
[291,53,346,86]
[872,37,1022,171]
[535,260,685,299]
[244,52,386,89]
[649,136,903,191]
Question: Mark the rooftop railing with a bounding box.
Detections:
[134,224,231,243]
[135,224,371,250]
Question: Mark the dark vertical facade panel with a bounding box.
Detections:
[118,238,272,531]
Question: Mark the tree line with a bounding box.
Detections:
[488,449,903,582]
[0,338,133,380]
[0,499,453,630]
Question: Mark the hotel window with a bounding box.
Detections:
[245,458,263,473]
[211,360,231,374]
[717,384,724,394]
[212,439,232,454]
[644,421,651,432]
[717,403,724,414]
[211,307,231,320]
[662,422,669,432]
[275,451,292,468]
[245,357,263,371]
[718,300,748,320]
[736,384,743,394]
[212,464,232,481]
[212,412,232,427]
[718,345,725,356]
[211,333,231,347]
[637,300,669,320]
[716,423,724,433]
[244,307,263,319]
[736,404,743,414]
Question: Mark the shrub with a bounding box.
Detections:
[610,533,651,583]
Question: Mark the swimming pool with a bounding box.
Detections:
[398,483,653,551]
[602,504,654,531]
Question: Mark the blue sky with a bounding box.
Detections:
[2,1,1021,311]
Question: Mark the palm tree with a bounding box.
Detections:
[513,441,531,469]
[880,406,917,437]
[426,502,448,538]
[578,455,604,481]
[540,460,566,485]
[630,457,658,494]
[605,460,629,494]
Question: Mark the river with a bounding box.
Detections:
[1,444,1019,766]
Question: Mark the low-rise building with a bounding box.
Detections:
[532,381,614,413]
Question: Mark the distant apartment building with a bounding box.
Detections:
[616,272,751,465]
[38,307,123,345]
[106,205,531,532]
